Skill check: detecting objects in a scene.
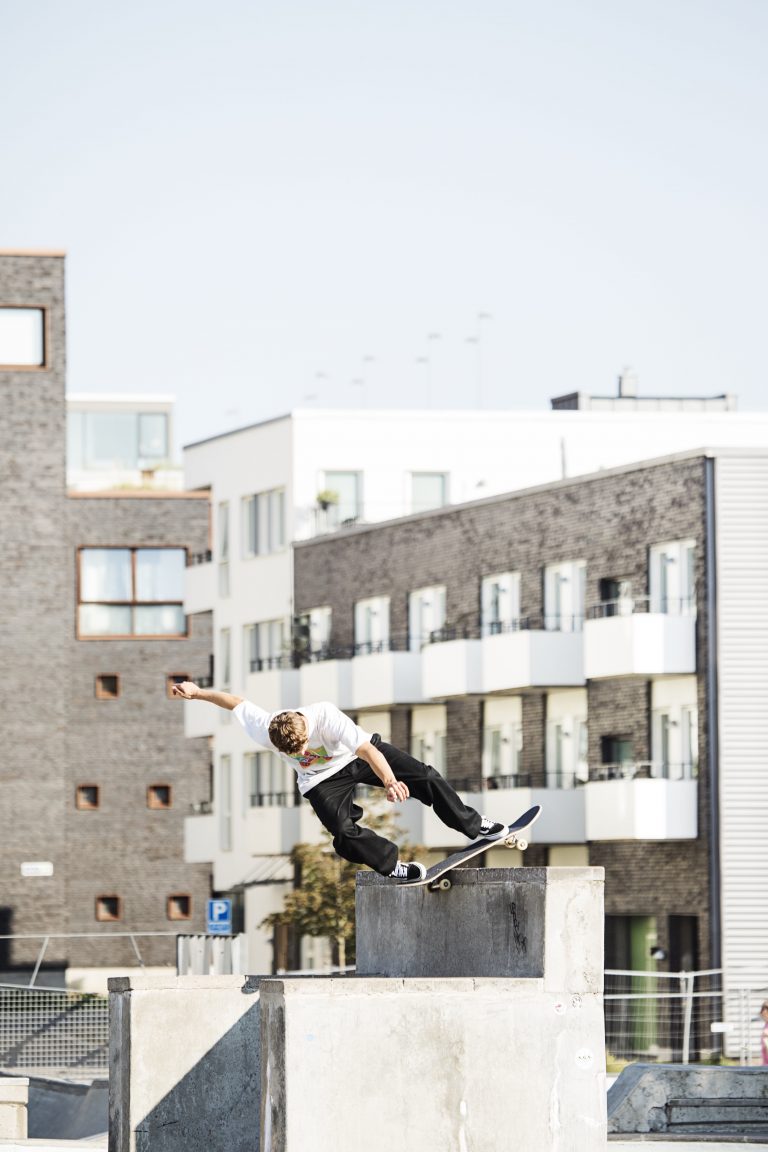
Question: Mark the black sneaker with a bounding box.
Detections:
[477,817,507,841]
[388,860,427,882]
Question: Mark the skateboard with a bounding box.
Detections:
[402,804,542,890]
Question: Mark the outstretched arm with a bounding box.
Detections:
[171,681,243,711]
[356,740,410,803]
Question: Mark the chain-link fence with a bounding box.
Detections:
[0,983,109,1079]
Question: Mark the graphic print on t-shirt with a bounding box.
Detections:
[292,745,333,769]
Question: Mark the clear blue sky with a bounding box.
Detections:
[2,0,766,447]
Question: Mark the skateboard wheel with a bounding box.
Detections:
[516,838,528,852]
[431,877,451,891]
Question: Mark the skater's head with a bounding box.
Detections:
[269,711,309,755]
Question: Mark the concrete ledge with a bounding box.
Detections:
[0,1079,28,1140]
[608,1064,768,1135]
[261,976,606,1152]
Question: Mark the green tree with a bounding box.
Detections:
[262,798,421,968]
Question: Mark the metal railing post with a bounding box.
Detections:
[28,936,49,988]
[681,971,694,1064]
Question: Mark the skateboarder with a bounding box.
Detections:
[172,682,507,881]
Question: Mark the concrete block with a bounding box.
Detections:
[0,1077,28,1139]
[108,974,261,1152]
[608,1063,768,1135]
[356,866,604,988]
[261,977,606,1152]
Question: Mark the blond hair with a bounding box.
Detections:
[269,711,307,755]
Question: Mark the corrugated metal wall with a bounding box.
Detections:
[716,453,768,990]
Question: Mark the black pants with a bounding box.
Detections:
[306,737,483,876]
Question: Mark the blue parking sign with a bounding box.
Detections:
[207,898,232,935]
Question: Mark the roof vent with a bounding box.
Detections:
[617,367,638,398]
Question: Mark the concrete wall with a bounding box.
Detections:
[0,1078,28,1139]
[108,974,261,1152]
[261,974,606,1152]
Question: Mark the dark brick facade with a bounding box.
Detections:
[0,254,213,969]
[293,454,714,968]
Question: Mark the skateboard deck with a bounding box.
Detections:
[399,804,542,889]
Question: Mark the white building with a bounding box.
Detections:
[182,401,768,971]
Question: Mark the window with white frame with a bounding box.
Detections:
[649,540,696,615]
[246,750,297,807]
[410,705,447,773]
[220,628,231,690]
[354,596,391,654]
[220,754,232,851]
[218,502,230,597]
[482,698,523,785]
[544,560,586,632]
[0,307,45,367]
[545,689,588,786]
[321,471,361,527]
[408,585,447,650]
[411,472,448,514]
[651,677,698,779]
[242,488,286,557]
[245,618,287,672]
[481,572,520,636]
[293,606,332,660]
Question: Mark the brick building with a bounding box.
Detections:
[291,447,768,1001]
[0,251,212,976]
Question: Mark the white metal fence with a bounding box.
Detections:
[605,969,768,1066]
[2,965,767,1080]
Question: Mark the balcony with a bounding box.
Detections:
[298,648,354,710]
[245,801,328,855]
[481,618,585,692]
[422,636,482,698]
[584,598,696,679]
[585,760,698,840]
[350,639,425,710]
[184,552,215,615]
[395,774,586,848]
[245,659,300,712]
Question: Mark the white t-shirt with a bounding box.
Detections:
[233,699,373,795]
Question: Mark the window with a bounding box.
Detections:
[246,750,298,807]
[321,471,361,528]
[483,699,523,784]
[67,410,169,471]
[408,585,446,650]
[544,560,586,632]
[598,577,633,616]
[295,606,332,659]
[218,502,230,597]
[410,705,447,773]
[651,679,699,780]
[243,488,286,556]
[167,894,192,921]
[220,755,232,851]
[481,572,520,636]
[545,690,588,786]
[354,596,390,654]
[218,629,232,691]
[166,674,189,698]
[147,784,172,809]
[75,785,100,810]
[649,540,696,614]
[245,619,286,672]
[411,473,448,513]
[95,674,120,699]
[0,307,45,367]
[78,547,186,638]
[599,735,635,779]
[95,895,122,922]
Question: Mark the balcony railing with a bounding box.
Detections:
[428,615,584,642]
[249,791,299,808]
[187,549,213,565]
[450,773,533,792]
[587,596,696,620]
[588,760,698,782]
